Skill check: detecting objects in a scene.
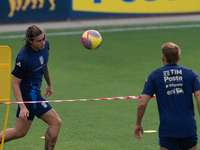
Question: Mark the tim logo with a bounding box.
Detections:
[39,56,44,65]
[8,0,56,18]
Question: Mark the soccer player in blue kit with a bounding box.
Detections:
[0,25,61,150]
[134,42,200,150]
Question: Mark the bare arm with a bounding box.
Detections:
[12,76,29,120]
[194,90,200,115]
[44,64,51,86]
[134,94,151,140]
[44,65,53,98]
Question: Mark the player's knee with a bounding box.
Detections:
[56,118,62,129]
[16,130,28,138]
[52,118,62,130]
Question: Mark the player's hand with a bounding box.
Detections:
[19,107,29,121]
[134,124,143,140]
[44,85,53,98]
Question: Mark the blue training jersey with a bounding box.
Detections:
[12,40,49,101]
[142,64,200,138]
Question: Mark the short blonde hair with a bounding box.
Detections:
[162,42,181,65]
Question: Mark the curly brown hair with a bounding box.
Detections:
[24,25,46,47]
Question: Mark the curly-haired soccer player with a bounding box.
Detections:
[0,25,61,150]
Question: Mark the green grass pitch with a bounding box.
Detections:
[0,21,200,149]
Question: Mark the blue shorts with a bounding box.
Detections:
[159,135,198,150]
[16,96,52,121]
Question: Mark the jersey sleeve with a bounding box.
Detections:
[11,56,27,79]
[192,73,200,93]
[142,73,155,97]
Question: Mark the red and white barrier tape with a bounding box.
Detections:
[0,95,156,105]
